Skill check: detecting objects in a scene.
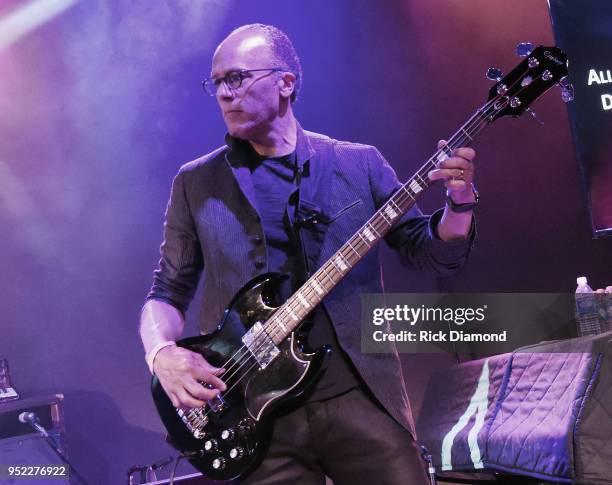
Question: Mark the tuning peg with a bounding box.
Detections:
[559,75,575,102]
[560,84,575,103]
[558,76,574,102]
[516,42,535,57]
[559,76,571,88]
[486,67,503,81]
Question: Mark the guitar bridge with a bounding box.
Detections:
[177,407,208,439]
[242,321,280,369]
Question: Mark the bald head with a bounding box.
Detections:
[214,24,302,103]
[212,29,274,80]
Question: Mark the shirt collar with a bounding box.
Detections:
[225,120,315,170]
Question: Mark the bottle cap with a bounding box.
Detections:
[577,276,588,286]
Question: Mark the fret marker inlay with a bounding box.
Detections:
[363,227,376,242]
[384,205,398,219]
[334,255,348,272]
[297,293,310,308]
[409,180,423,194]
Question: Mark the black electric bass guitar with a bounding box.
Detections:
[152,44,570,481]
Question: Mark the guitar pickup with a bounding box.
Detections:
[208,393,228,415]
[242,322,280,369]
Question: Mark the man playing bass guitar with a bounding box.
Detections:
[140,23,477,484]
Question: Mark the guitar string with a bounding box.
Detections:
[193,64,542,422]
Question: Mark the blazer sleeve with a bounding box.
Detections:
[366,145,475,276]
[146,168,204,314]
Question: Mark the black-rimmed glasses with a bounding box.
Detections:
[202,68,283,96]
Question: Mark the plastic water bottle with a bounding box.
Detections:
[575,276,601,336]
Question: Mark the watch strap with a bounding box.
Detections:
[446,183,479,213]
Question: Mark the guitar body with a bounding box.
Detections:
[151,272,329,481]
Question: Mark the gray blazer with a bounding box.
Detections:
[147,124,473,436]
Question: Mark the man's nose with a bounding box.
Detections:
[217,81,235,100]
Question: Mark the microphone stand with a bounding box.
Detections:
[421,445,438,485]
[22,414,89,485]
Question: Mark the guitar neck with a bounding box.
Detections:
[263,42,572,344]
[265,106,493,344]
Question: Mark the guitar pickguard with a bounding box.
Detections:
[244,335,310,421]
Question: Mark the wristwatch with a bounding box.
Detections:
[446,183,479,213]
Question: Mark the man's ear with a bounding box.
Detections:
[278,72,296,100]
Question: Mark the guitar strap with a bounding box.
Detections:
[290,139,335,286]
[289,158,311,289]
[288,141,336,341]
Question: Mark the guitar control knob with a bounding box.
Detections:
[212,457,226,470]
[239,418,253,435]
[221,428,235,441]
[204,439,218,452]
[193,430,206,440]
[229,447,245,460]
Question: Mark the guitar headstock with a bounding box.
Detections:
[486,44,570,120]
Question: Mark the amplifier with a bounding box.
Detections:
[0,394,69,485]
[0,394,65,444]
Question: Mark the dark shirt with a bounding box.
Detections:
[249,151,361,401]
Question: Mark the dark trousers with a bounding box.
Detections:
[239,387,430,485]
